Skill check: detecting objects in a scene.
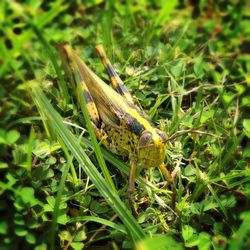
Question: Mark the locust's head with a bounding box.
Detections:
[137,129,167,168]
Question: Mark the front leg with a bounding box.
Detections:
[158,163,172,186]
[91,122,110,148]
[128,159,138,217]
[158,163,176,208]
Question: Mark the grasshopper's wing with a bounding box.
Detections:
[95,45,134,105]
[60,44,121,129]
[75,55,155,135]
[61,44,153,136]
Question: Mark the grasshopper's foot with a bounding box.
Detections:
[128,187,138,218]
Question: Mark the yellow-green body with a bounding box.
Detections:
[60,44,170,215]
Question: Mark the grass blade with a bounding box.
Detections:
[69,216,127,234]
[26,126,35,176]
[31,24,70,104]
[50,149,71,250]
[76,77,116,192]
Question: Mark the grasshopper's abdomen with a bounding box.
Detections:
[105,114,142,158]
[106,127,137,158]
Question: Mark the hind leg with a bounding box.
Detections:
[77,80,110,147]
[128,159,138,217]
[95,44,134,104]
[60,44,109,146]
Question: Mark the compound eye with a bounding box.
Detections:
[139,131,152,148]
[156,129,168,142]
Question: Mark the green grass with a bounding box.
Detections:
[1,0,250,249]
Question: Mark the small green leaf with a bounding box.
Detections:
[0,128,6,144]
[136,234,184,250]
[74,231,87,242]
[200,110,214,123]
[194,57,204,77]
[243,119,250,137]
[197,232,211,250]
[47,156,57,165]
[203,199,217,211]
[223,92,235,104]
[6,130,20,144]
[33,141,61,158]
[184,164,196,176]
[182,225,196,242]
[71,242,84,250]
[242,96,250,107]
[74,194,91,207]
[171,61,184,77]
[89,200,109,214]
[3,236,11,245]
[243,147,250,158]
[57,214,70,225]
[33,166,54,180]
[26,232,36,244]
[34,243,47,250]
[235,84,245,95]
[44,196,67,211]
[14,226,28,236]
[0,162,8,169]
[59,230,72,242]
[0,221,8,234]
[185,235,200,248]
[14,214,25,226]
[6,172,17,186]
[19,187,40,207]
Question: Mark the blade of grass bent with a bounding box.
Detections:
[69,216,127,234]
[75,69,116,192]
[50,149,71,250]
[30,85,146,241]
[26,126,35,176]
[102,0,114,58]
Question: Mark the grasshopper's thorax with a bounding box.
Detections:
[137,129,167,168]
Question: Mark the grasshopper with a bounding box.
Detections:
[59,44,171,214]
